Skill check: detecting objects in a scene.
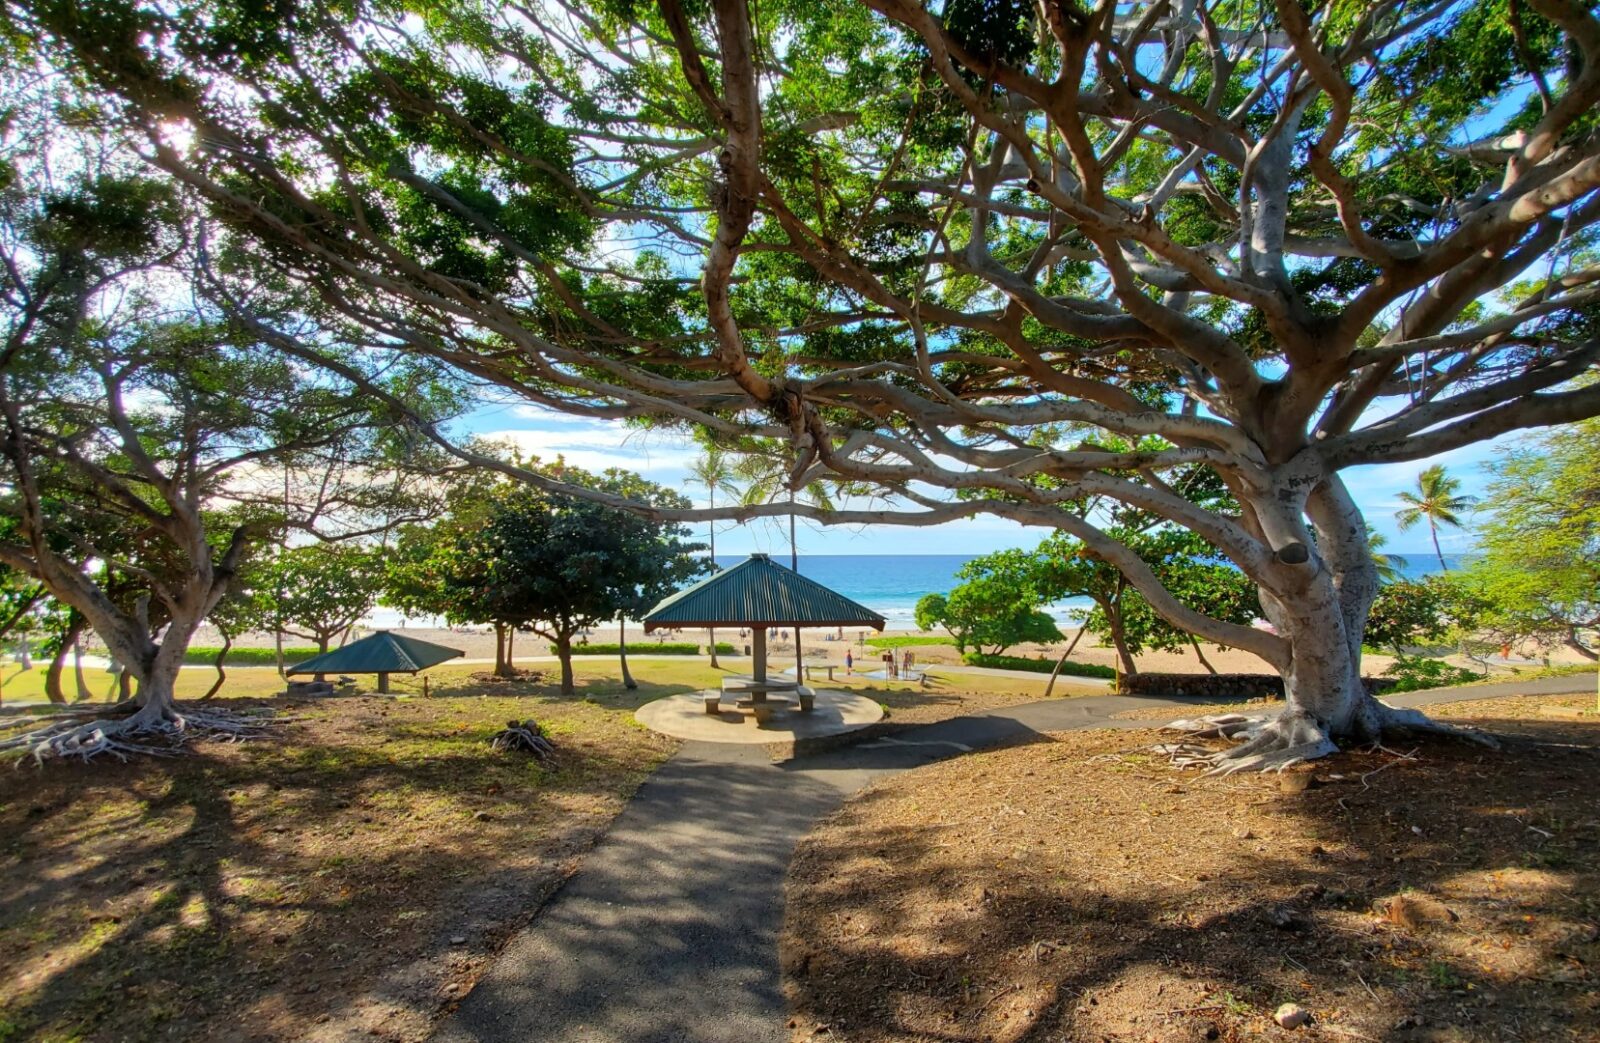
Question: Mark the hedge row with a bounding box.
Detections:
[183,646,321,665]
[864,635,957,649]
[1117,672,1396,699]
[961,653,1118,679]
[574,641,736,656]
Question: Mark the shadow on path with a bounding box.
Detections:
[435,678,1595,1043]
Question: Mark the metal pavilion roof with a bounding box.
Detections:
[286,631,465,676]
[642,553,886,631]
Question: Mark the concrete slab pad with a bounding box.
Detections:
[635,688,883,744]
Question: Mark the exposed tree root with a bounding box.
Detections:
[488,719,557,764]
[0,702,273,764]
[1157,701,1499,774]
[1373,702,1500,749]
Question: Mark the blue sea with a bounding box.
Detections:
[717,551,1466,629]
[372,551,1466,630]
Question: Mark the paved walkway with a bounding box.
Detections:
[434,676,1595,1043]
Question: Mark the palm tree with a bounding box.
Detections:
[1395,464,1477,572]
[736,442,837,679]
[735,447,838,572]
[1365,525,1407,585]
[686,446,741,668]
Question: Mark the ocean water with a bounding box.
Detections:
[370,550,1467,630]
[720,554,997,629]
[720,551,1467,630]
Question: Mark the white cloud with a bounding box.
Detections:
[474,416,699,477]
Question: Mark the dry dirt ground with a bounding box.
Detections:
[1112,688,1598,724]
[783,696,1600,1043]
[0,682,675,1043]
[0,657,1080,1042]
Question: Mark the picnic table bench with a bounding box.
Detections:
[704,677,816,721]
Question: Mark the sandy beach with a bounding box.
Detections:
[148,621,1587,677]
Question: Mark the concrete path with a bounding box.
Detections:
[434,676,1595,1043]
[1383,670,1596,707]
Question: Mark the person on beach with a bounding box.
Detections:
[845,649,853,674]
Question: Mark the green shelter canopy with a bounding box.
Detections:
[286,631,465,676]
[642,553,885,631]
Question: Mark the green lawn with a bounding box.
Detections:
[863,635,957,649]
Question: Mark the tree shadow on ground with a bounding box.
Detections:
[783,722,1600,1043]
[435,748,851,1043]
[0,691,674,1042]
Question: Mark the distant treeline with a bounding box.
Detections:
[576,642,736,656]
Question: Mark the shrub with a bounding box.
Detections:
[961,652,1117,679]
[1382,656,1478,693]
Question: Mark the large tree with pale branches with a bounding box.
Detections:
[11,0,1600,770]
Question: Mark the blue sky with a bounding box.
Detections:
[461,401,1513,559]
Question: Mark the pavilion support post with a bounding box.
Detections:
[796,628,803,681]
[377,671,389,694]
[752,627,767,682]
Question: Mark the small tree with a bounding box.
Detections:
[1365,578,1452,657]
[388,463,705,692]
[1032,529,1261,676]
[254,544,386,654]
[0,159,414,755]
[386,473,525,676]
[594,470,706,690]
[916,557,1063,656]
[1448,420,1600,659]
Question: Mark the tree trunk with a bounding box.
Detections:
[201,628,233,700]
[120,622,192,724]
[1430,522,1448,572]
[44,621,79,703]
[1259,581,1377,739]
[1043,624,1088,699]
[707,507,720,669]
[318,634,332,653]
[556,632,575,695]
[1187,633,1218,674]
[1179,481,1420,771]
[619,617,636,689]
[1105,605,1137,677]
[494,622,514,677]
[72,631,92,702]
[44,644,66,702]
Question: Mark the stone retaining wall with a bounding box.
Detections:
[1118,672,1396,699]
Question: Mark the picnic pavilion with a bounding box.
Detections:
[287,630,465,693]
[641,552,885,723]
